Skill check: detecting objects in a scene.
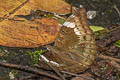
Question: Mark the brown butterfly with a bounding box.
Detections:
[39,8,96,73]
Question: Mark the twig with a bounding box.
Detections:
[98,54,120,70]
[54,15,66,20]
[114,5,120,17]
[0,61,61,80]
[5,0,29,17]
[98,54,120,63]
[39,55,66,80]
[19,75,40,80]
[110,60,120,70]
[0,0,29,22]
[61,71,94,80]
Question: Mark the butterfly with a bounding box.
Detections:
[39,8,96,73]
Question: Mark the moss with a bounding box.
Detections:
[25,49,46,64]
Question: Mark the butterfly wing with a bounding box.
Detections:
[40,8,96,73]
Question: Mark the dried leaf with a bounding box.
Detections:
[0,0,73,47]
[0,18,61,48]
[0,0,26,17]
[0,0,73,18]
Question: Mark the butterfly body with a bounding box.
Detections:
[40,8,96,73]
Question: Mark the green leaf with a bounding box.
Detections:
[114,40,120,48]
[90,25,104,32]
